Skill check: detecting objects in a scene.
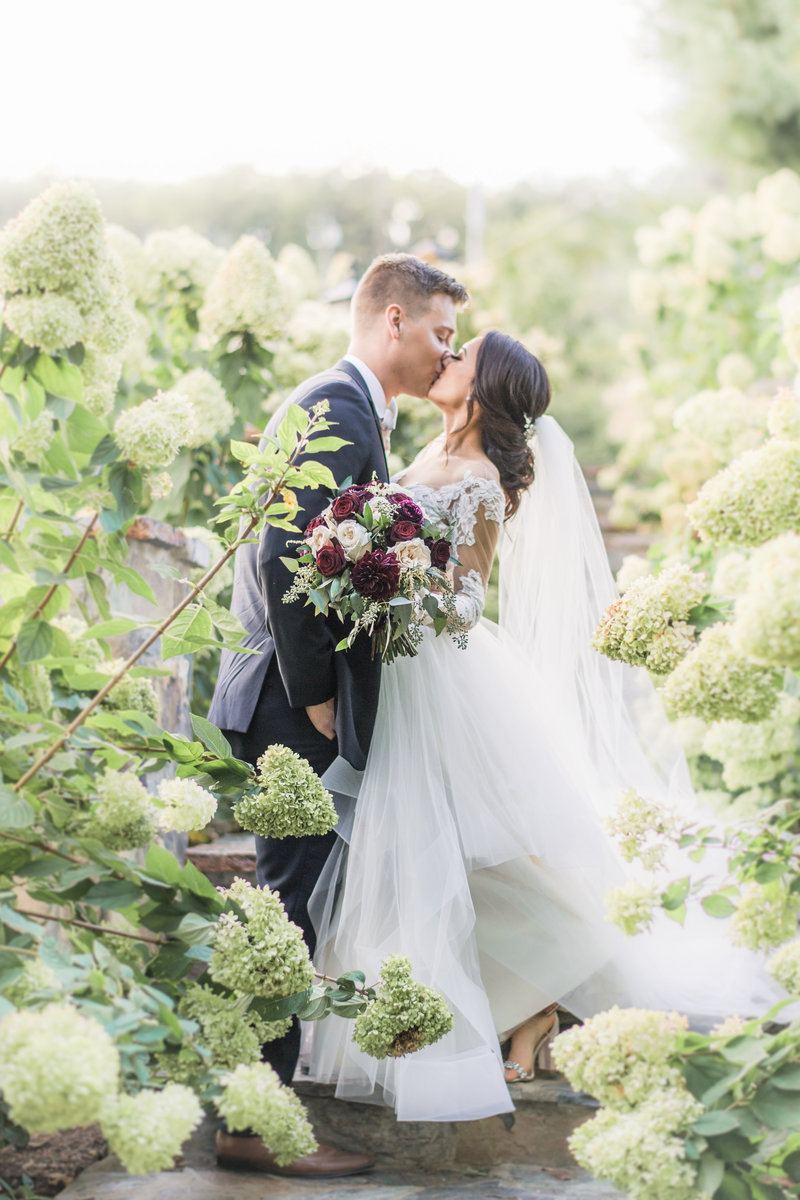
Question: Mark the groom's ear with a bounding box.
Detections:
[384,303,403,341]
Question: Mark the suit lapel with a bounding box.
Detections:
[335,359,390,481]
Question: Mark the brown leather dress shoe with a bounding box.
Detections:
[215,1129,374,1178]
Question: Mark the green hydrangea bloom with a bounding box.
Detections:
[13,410,55,465]
[169,985,290,1080]
[113,391,194,470]
[604,789,679,869]
[102,660,160,721]
[673,386,767,463]
[767,388,800,442]
[687,438,800,547]
[568,1093,703,1200]
[702,694,800,790]
[143,227,223,308]
[352,954,454,1060]
[552,1006,689,1110]
[216,1062,317,1167]
[101,1084,202,1175]
[661,624,781,723]
[0,1003,119,1133]
[209,877,313,998]
[156,777,217,833]
[3,957,57,1006]
[591,564,706,675]
[199,235,285,343]
[731,532,800,669]
[4,293,85,354]
[81,349,123,417]
[172,369,234,446]
[237,744,338,839]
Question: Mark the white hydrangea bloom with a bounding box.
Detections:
[767,388,800,441]
[106,224,150,303]
[4,293,85,354]
[156,777,217,833]
[81,349,122,417]
[199,235,286,343]
[604,788,679,869]
[552,1006,689,1110]
[731,533,800,668]
[692,229,734,283]
[171,369,234,446]
[604,881,659,936]
[4,957,57,1007]
[113,390,194,468]
[88,768,157,851]
[217,1063,317,1166]
[101,1084,202,1175]
[143,227,223,307]
[13,411,55,465]
[702,694,800,789]
[763,213,800,264]
[756,168,800,222]
[615,554,653,594]
[673,387,768,463]
[148,471,174,501]
[687,438,800,547]
[629,270,662,317]
[276,243,320,304]
[670,716,710,760]
[767,941,800,995]
[711,1014,747,1038]
[0,181,133,354]
[731,881,799,951]
[209,877,313,998]
[711,550,751,598]
[662,623,781,724]
[716,353,756,391]
[0,1003,119,1133]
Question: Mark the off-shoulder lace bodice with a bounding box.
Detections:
[395,470,506,629]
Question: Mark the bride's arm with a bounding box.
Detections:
[446,480,505,628]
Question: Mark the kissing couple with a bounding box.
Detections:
[209,253,776,1177]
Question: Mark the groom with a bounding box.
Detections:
[209,253,468,1177]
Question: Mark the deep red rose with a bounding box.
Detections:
[305,513,327,536]
[427,538,452,570]
[316,539,347,577]
[351,549,401,600]
[393,497,424,525]
[331,491,361,521]
[387,519,420,545]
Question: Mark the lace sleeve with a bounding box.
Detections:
[448,477,505,629]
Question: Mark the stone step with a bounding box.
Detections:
[186,832,256,888]
[293,1077,597,1171]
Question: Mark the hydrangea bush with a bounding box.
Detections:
[0,181,453,1175]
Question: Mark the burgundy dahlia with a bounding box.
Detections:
[387,519,420,545]
[351,549,401,600]
[393,497,424,525]
[305,513,327,536]
[427,538,452,570]
[316,539,347,577]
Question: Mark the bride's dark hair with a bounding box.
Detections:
[457,330,551,517]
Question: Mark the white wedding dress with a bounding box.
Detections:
[306,418,781,1123]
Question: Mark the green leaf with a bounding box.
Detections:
[783,1148,800,1182]
[702,893,737,918]
[692,1112,741,1136]
[697,1151,725,1197]
[87,617,143,639]
[751,1084,800,1130]
[83,879,142,910]
[144,844,184,888]
[161,606,216,658]
[754,861,787,884]
[89,434,120,468]
[720,1037,768,1067]
[250,990,312,1021]
[337,969,366,984]
[31,355,83,402]
[305,436,350,453]
[661,876,691,910]
[297,994,331,1021]
[190,714,232,760]
[716,1174,749,1200]
[175,913,216,945]
[17,619,55,665]
[0,786,34,829]
[102,463,143,532]
[772,1065,800,1091]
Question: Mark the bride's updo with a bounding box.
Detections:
[470,331,551,517]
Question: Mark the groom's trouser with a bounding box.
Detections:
[224,656,339,1086]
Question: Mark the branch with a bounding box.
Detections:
[13,512,260,791]
[2,499,24,541]
[0,512,99,673]
[0,831,84,864]
[314,971,372,998]
[12,907,167,945]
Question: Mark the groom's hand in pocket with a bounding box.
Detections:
[306,697,336,740]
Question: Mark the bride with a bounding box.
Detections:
[306,331,779,1123]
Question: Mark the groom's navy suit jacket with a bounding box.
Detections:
[208,360,389,772]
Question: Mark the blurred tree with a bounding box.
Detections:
[646,0,800,180]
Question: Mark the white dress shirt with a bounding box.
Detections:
[344,354,398,432]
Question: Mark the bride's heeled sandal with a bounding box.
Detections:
[503,1004,560,1083]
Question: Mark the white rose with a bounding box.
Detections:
[393,538,431,571]
[307,525,333,554]
[336,520,372,562]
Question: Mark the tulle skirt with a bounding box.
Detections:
[306,621,782,1122]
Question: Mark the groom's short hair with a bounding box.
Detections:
[352,254,469,324]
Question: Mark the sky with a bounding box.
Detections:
[3,0,681,189]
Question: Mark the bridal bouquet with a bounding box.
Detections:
[282,481,466,662]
